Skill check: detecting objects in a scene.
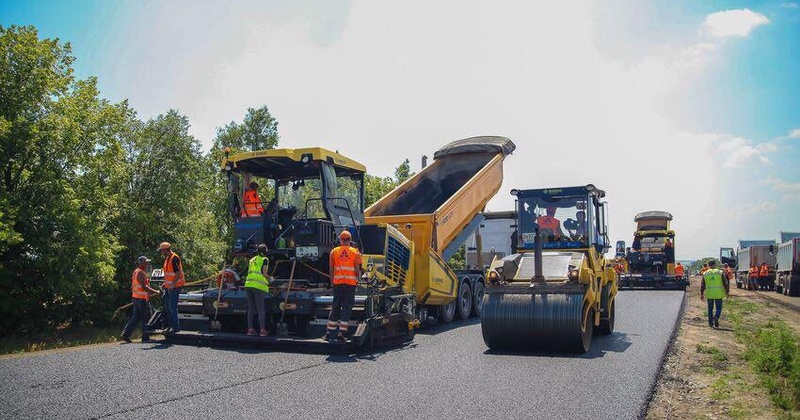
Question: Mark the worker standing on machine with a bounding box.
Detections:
[241,181,264,217]
[701,260,728,328]
[245,244,270,337]
[158,242,185,335]
[326,230,362,342]
[122,256,161,343]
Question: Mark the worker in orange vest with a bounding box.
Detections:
[325,230,362,342]
[158,242,185,335]
[700,263,709,276]
[122,256,161,343]
[748,264,759,291]
[758,261,770,291]
[674,261,685,278]
[241,181,264,217]
[536,206,564,237]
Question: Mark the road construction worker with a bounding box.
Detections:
[722,263,734,284]
[241,181,264,217]
[758,261,770,291]
[122,256,161,343]
[326,230,362,342]
[700,263,709,276]
[245,244,270,337]
[700,260,728,328]
[157,242,184,334]
[664,238,675,264]
[674,261,685,279]
[748,264,759,291]
[536,206,564,237]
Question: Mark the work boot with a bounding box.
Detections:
[121,335,132,343]
[714,316,720,328]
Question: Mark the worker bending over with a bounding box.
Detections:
[326,230,362,342]
[700,260,729,328]
[122,256,161,343]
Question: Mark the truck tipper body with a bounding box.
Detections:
[776,238,800,296]
[364,136,515,322]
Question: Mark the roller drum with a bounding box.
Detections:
[481,292,591,353]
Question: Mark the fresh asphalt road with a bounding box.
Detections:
[0,291,684,420]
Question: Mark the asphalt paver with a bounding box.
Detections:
[0,291,684,420]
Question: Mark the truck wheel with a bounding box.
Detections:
[472,281,485,317]
[438,301,456,324]
[456,281,472,320]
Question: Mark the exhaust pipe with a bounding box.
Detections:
[532,228,545,283]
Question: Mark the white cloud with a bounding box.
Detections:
[790,128,800,139]
[703,9,770,38]
[764,176,800,193]
[717,137,773,167]
[781,2,799,8]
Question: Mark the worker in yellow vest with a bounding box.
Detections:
[122,256,161,343]
[325,230,362,342]
[701,260,729,328]
[245,244,270,337]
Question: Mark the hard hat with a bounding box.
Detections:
[339,230,352,240]
[137,255,151,264]
[157,242,171,251]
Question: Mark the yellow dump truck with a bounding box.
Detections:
[364,136,516,323]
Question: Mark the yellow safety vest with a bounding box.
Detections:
[704,268,725,299]
[245,256,270,292]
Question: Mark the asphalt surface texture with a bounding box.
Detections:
[0,290,684,420]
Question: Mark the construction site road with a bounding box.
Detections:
[0,290,684,420]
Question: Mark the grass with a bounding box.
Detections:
[725,296,800,413]
[0,325,127,355]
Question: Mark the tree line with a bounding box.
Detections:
[0,25,411,337]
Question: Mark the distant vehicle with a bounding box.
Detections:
[721,240,777,290]
[776,237,800,296]
[620,211,684,289]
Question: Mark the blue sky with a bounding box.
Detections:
[2,0,799,259]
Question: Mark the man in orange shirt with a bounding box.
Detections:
[758,261,770,291]
[536,206,564,237]
[748,264,759,291]
[241,181,264,217]
[325,230,362,342]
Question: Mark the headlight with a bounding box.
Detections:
[568,270,579,281]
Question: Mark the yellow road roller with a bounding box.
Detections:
[481,185,617,353]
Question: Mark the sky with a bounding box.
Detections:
[2,0,799,259]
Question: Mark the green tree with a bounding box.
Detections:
[394,158,414,183]
[0,26,136,333]
[212,105,279,154]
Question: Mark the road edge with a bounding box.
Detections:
[639,289,688,419]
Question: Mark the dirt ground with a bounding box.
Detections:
[646,276,800,420]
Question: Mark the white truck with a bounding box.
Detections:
[776,237,800,296]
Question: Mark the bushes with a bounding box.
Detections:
[743,320,800,410]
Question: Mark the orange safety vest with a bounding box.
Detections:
[331,246,361,286]
[700,267,708,275]
[675,265,685,276]
[536,216,560,233]
[132,268,150,300]
[759,265,769,277]
[163,251,185,289]
[749,267,758,278]
[241,189,264,217]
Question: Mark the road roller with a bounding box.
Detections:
[481,185,617,353]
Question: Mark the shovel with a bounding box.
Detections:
[276,259,297,337]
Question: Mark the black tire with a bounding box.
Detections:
[438,300,456,323]
[456,281,472,320]
[472,280,485,317]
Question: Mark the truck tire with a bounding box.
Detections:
[472,280,485,317]
[438,300,456,323]
[456,281,472,320]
